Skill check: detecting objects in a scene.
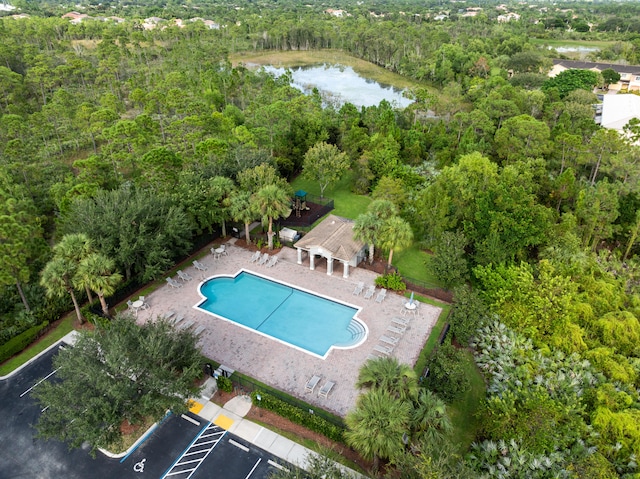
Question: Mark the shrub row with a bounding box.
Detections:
[250,391,344,443]
[0,321,49,364]
[374,272,406,292]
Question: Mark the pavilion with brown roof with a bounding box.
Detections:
[293,214,366,278]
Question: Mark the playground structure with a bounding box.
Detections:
[280,190,334,228]
[293,190,310,217]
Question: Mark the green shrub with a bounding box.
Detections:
[250,391,344,443]
[423,341,470,402]
[375,272,406,292]
[216,376,233,393]
[0,321,49,363]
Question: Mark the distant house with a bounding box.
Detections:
[600,95,640,134]
[497,12,520,22]
[142,17,166,30]
[325,9,348,17]
[293,215,365,278]
[62,11,91,24]
[550,60,640,92]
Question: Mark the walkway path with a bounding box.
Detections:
[188,378,367,478]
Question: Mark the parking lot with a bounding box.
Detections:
[0,343,289,479]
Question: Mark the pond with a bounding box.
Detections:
[261,64,413,109]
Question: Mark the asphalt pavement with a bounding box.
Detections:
[0,342,289,479]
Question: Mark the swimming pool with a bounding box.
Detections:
[195,270,367,358]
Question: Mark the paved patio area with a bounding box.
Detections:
[135,240,442,417]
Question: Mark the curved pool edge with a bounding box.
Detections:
[193,268,367,360]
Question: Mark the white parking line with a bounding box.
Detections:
[268,460,288,471]
[20,368,59,398]
[244,458,261,479]
[229,439,249,452]
[180,414,200,426]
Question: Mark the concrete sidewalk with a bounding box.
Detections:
[190,379,367,478]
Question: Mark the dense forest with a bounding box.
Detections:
[1,0,640,477]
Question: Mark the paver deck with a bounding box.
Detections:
[136,241,442,416]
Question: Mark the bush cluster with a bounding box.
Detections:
[374,272,406,292]
[0,321,49,363]
[423,341,470,402]
[250,391,344,443]
[216,376,233,393]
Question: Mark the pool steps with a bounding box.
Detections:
[334,319,367,347]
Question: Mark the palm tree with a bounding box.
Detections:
[379,215,413,267]
[41,256,85,324]
[76,253,123,316]
[252,184,291,250]
[353,212,379,265]
[208,176,235,237]
[411,389,453,446]
[356,356,419,402]
[353,200,398,264]
[345,388,412,472]
[54,233,95,301]
[228,190,255,244]
[40,233,94,324]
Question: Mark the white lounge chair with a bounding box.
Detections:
[166,277,183,288]
[363,285,376,300]
[375,289,387,303]
[266,255,279,268]
[305,375,321,393]
[374,344,393,355]
[193,260,208,271]
[139,296,150,310]
[380,335,399,346]
[318,380,335,398]
[352,282,364,296]
[178,319,194,330]
[194,325,206,336]
[172,314,184,325]
[257,253,269,266]
[249,251,261,263]
[177,270,193,281]
[392,316,410,326]
[387,325,406,335]
[163,310,176,320]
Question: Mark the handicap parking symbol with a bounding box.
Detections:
[133,458,146,473]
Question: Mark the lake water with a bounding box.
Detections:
[262,64,413,109]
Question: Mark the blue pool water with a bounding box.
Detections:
[195,271,366,357]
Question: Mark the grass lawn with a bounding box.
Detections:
[0,315,75,376]
[290,171,371,220]
[448,350,486,452]
[412,295,451,376]
[393,243,441,287]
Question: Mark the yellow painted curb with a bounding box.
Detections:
[214,414,234,430]
[188,400,204,414]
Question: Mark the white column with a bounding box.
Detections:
[327,257,333,275]
[297,248,302,264]
[343,261,349,278]
[310,254,315,271]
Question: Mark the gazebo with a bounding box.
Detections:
[293,215,366,278]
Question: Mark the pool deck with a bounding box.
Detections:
[135,240,442,417]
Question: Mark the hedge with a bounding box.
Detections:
[0,321,49,364]
[250,391,344,443]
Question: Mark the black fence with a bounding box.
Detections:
[279,193,334,228]
[402,275,453,303]
[230,373,346,429]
